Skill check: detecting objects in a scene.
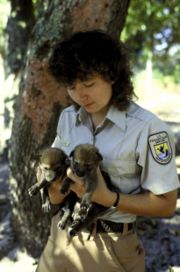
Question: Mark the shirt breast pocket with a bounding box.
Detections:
[102,159,141,193]
[102,158,138,178]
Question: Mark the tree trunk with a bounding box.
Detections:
[6,0,35,75]
[9,0,131,257]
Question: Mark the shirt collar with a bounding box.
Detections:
[106,105,126,131]
[76,105,126,131]
[75,107,89,126]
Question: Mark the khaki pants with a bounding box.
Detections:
[36,213,145,272]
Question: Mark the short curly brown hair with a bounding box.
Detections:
[49,30,135,111]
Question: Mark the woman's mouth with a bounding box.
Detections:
[83,102,94,107]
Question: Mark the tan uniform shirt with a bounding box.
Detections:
[52,102,179,223]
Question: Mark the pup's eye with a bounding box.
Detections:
[84,164,94,171]
[54,166,61,171]
[74,162,79,168]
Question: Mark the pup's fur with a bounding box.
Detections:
[60,144,118,238]
[28,147,68,212]
[28,145,118,238]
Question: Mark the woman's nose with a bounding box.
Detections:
[76,84,88,100]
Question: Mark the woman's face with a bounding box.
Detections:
[67,74,113,115]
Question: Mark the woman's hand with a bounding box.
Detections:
[67,167,116,207]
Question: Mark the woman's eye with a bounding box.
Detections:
[83,82,94,88]
[68,86,75,91]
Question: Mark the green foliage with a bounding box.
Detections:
[121,0,180,81]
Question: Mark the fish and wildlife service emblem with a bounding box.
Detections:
[148,131,172,165]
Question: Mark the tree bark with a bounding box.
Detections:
[9,0,131,257]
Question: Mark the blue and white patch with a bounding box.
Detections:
[148,131,172,165]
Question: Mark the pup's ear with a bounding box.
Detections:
[37,149,46,160]
[69,150,74,158]
[96,151,103,161]
[30,150,42,169]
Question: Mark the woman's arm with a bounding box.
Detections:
[114,190,177,217]
[67,167,178,218]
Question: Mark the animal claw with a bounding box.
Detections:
[28,186,38,197]
[42,202,51,213]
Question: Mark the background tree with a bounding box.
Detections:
[121,0,180,77]
[6,0,35,75]
[7,0,131,257]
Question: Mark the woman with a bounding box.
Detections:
[36,30,179,272]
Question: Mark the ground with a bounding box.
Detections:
[0,88,180,272]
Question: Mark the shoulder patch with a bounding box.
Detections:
[148,131,172,165]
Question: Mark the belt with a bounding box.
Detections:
[96,220,135,233]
